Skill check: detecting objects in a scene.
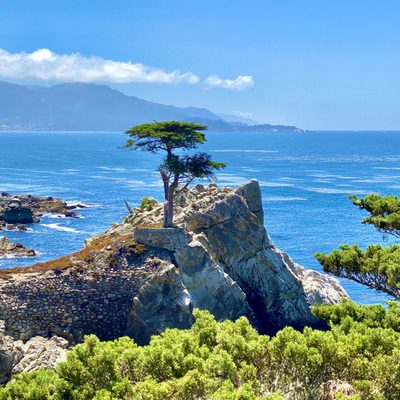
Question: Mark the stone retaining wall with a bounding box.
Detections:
[0,261,159,342]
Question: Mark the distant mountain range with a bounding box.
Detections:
[0,82,302,132]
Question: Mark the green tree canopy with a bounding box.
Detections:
[124,121,225,227]
[350,194,400,237]
[316,244,400,299]
[125,121,207,155]
[316,194,400,299]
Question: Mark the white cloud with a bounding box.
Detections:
[0,48,255,90]
[204,74,254,90]
[0,48,199,84]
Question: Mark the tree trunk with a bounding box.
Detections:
[164,186,175,228]
[160,172,170,228]
[160,168,178,228]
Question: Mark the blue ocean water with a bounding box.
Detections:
[0,131,399,304]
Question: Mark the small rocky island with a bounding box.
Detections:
[0,193,87,258]
[0,180,346,382]
[0,237,36,258]
[0,193,85,227]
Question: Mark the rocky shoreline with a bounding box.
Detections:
[0,237,36,258]
[0,193,86,226]
[0,193,87,258]
[0,180,347,382]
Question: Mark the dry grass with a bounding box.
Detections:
[136,222,163,229]
[0,233,144,279]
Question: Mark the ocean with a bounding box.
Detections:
[0,130,399,304]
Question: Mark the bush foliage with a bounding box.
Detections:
[350,194,400,237]
[139,197,157,212]
[316,194,400,299]
[316,244,400,299]
[3,306,400,399]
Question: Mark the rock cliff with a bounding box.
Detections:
[128,180,346,339]
[0,180,346,380]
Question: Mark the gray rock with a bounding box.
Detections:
[129,180,346,335]
[0,236,36,258]
[133,228,188,251]
[12,336,68,375]
[0,321,21,383]
[0,193,87,225]
[0,321,68,383]
[0,202,34,224]
[125,264,194,344]
[235,179,264,225]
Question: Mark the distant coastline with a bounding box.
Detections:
[0,81,302,133]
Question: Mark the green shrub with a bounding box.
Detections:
[126,241,146,255]
[4,306,400,399]
[140,197,157,212]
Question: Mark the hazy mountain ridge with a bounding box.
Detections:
[0,82,302,132]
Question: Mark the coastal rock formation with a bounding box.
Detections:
[0,198,34,224]
[130,180,346,336]
[0,236,36,258]
[0,321,67,383]
[0,193,86,225]
[0,221,28,232]
[0,180,346,379]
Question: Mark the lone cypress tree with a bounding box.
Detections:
[124,121,225,228]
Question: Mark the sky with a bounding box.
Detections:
[1,0,400,130]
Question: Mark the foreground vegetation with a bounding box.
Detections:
[4,303,400,399]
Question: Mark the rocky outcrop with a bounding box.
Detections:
[0,199,34,224]
[0,193,86,224]
[0,180,346,379]
[130,180,346,336]
[0,321,68,383]
[0,221,28,232]
[0,236,36,258]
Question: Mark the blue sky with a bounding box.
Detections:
[1,0,400,130]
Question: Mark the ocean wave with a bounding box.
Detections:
[253,155,400,163]
[66,200,101,208]
[258,181,294,188]
[132,168,152,172]
[309,173,358,180]
[279,177,303,181]
[265,196,307,202]
[212,149,278,153]
[297,186,369,195]
[43,213,67,219]
[0,183,39,192]
[0,252,40,260]
[313,179,335,183]
[240,167,261,172]
[90,175,127,182]
[98,166,128,171]
[41,223,81,233]
[350,178,391,184]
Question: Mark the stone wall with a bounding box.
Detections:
[0,258,167,341]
